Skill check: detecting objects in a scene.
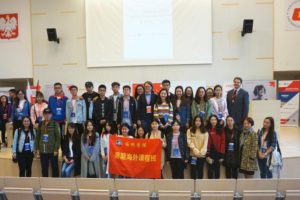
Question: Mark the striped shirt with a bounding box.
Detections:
[153,103,173,126]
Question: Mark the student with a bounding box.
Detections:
[8,89,17,106]
[226,77,249,129]
[36,108,61,177]
[153,89,174,136]
[136,126,146,138]
[48,82,68,142]
[82,82,99,120]
[166,120,188,179]
[134,84,144,101]
[109,82,123,132]
[66,85,86,135]
[191,87,212,122]
[206,115,225,179]
[187,116,208,179]
[81,120,101,178]
[239,117,258,179]
[161,79,174,102]
[210,85,228,125]
[206,88,214,100]
[0,95,11,146]
[61,123,81,177]
[137,81,157,133]
[12,90,31,133]
[119,123,134,138]
[146,119,167,177]
[173,86,190,132]
[92,84,113,133]
[257,117,278,179]
[224,116,240,179]
[117,85,137,137]
[184,86,194,107]
[101,122,114,178]
[12,116,36,177]
[30,92,48,129]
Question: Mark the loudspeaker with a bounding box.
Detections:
[47,28,60,43]
[241,19,253,37]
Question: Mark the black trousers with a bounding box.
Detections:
[0,120,7,144]
[40,153,59,177]
[170,158,185,179]
[225,165,238,179]
[190,157,205,179]
[208,160,221,179]
[17,152,34,177]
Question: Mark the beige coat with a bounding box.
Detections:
[187,129,208,158]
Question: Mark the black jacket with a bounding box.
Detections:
[224,127,240,167]
[166,133,189,161]
[92,97,113,123]
[62,135,81,176]
[137,93,157,121]
[117,96,137,125]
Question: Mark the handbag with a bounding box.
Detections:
[268,140,283,171]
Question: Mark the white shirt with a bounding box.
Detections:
[69,139,74,158]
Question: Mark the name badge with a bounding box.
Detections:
[217,112,223,119]
[228,142,234,151]
[56,107,62,116]
[146,106,152,114]
[261,147,267,153]
[123,111,129,119]
[164,114,169,123]
[71,112,76,118]
[173,148,180,157]
[24,143,30,151]
[199,111,205,119]
[89,146,94,154]
[42,134,49,142]
[191,157,197,165]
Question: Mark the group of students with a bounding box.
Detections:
[0,77,281,179]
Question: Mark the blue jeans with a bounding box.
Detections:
[258,158,273,178]
[61,161,75,177]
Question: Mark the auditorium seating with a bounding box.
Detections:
[0,177,299,200]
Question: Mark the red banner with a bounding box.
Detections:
[108,135,162,178]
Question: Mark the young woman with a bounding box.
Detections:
[206,88,214,100]
[30,92,48,129]
[146,119,167,177]
[224,116,240,179]
[153,89,173,135]
[81,120,101,178]
[12,90,31,133]
[191,87,212,122]
[0,95,11,146]
[239,117,258,179]
[61,123,81,177]
[134,84,144,101]
[206,115,225,179]
[101,122,115,178]
[210,85,228,125]
[166,120,188,179]
[184,86,194,107]
[257,117,278,179]
[173,86,190,133]
[120,123,134,138]
[136,126,146,138]
[187,116,208,179]
[12,116,36,177]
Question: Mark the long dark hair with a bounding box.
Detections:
[66,123,79,142]
[195,87,207,104]
[0,95,9,108]
[15,89,28,105]
[20,116,35,140]
[134,84,144,99]
[103,121,114,134]
[82,120,97,144]
[173,86,187,107]
[148,119,163,139]
[156,89,170,105]
[207,115,223,134]
[190,116,206,134]
[262,117,275,143]
[136,126,146,138]
[184,86,194,105]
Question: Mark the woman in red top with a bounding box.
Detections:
[206,115,225,179]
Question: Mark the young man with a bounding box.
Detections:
[66,85,86,135]
[226,77,249,129]
[162,79,174,102]
[137,81,157,133]
[117,85,137,137]
[36,108,61,177]
[81,82,99,120]
[109,82,123,132]
[48,82,68,143]
[92,84,113,133]
[8,89,17,106]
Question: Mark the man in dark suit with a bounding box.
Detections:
[226,77,249,129]
[137,81,158,133]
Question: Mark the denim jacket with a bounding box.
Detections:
[12,129,36,153]
[66,98,87,124]
[12,100,31,122]
[257,129,277,151]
